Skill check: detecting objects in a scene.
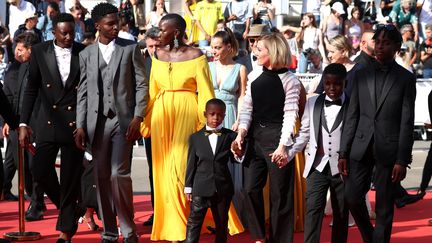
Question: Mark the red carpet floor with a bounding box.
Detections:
[1,191,431,242]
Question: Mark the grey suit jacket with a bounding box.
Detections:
[76,38,149,144]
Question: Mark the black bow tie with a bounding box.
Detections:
[324,99,342,107]
[204,129,222,136]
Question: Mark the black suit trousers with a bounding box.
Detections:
[31,141,83,233]
[420,142,432,191]
[345,144,396,243]
[304,166,348,243]
[185,194,231,243]
[244,123,295,243]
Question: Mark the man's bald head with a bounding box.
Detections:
[361,30,375,57]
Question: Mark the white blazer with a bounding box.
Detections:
[288,94,348,178]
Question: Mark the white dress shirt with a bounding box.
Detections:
[98,39,116,64]
[323,94,345,130]
[53,41,72,87]
[206,124,223,155]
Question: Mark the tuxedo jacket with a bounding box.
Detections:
[185,127,245,197]
[339,62,416,166]
[20,40,86,143]
[290,94,349,178]
[76,38,148,144]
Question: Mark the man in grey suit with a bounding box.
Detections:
[74,3,148,243]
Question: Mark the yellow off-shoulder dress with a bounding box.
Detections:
[146,55,244,241]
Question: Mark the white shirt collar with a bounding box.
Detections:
[325,93,345,103]
[98,39,116,49]
[205,123,223,131]
[53,40,72,53]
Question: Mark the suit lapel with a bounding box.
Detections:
[45,43,63,90]
[366,69,376,110]
[330,97,349,132]
[56,44,80,103]
[110,39,124,83]
[214,128,227,158]
[313,94,325,140]
[376,67,397,114]
[198,128,215,158]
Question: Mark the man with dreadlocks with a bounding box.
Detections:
[75,2,148,243]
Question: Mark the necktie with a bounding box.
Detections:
[204,130,222,136]
[324,99,342,107]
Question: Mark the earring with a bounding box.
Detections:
[174,36,179,49]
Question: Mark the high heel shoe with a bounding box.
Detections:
[79,216,99,231]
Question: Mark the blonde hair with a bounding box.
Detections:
[259,32,292,69]
[329,35,352,57]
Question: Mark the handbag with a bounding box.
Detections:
[81,161,98,209]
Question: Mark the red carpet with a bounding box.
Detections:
[1,192,431,242]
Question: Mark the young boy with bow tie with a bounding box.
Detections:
[288,63,349,243]
[184,98,246,243]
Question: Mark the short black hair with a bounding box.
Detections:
[91,2,118,23]
[52,13,75,28]
[205,98,226,111]
[0,46,5,55]
[160,13,186,34]
[322,63,347,84]
[47,1,60,12]
[145,27,160,40]
[373,24,402,47]
[14,32,39,48]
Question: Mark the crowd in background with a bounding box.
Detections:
[0,1,432,243]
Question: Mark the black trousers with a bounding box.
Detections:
[420,142,432,191]
[185,194,231,243]
[304,166,348,243]
[345,145,396,243]
[244,122,294,243]
[144,137,154,209]
[31,141,83,234]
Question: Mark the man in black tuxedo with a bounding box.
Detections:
[184,98,246,243]
[338,25,416,243]
[18,13,85,243]
[2,32,45,220]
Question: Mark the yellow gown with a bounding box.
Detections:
[184,0,200,44]
[147,55,243,241]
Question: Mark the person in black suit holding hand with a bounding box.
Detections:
[184,98,245,243]
[18,13,86,243]
[338,25,416,243]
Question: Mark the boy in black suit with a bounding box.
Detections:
[184,98,245,243]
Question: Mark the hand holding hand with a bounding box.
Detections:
[126,116,143,141]
[392,164,407,183]
[231,140,245,157]
[74,128,87,150]
[269,145,289,169]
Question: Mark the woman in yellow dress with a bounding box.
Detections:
[183,0,200,44]
[145,14,243,242]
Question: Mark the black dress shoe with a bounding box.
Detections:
[101,239,118,243]
[56,239,72,243]
[25,204,44,221]
[395,194,423,208]
[122,234,138,243]
[142,214,153,226]
[2,192,18,201]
